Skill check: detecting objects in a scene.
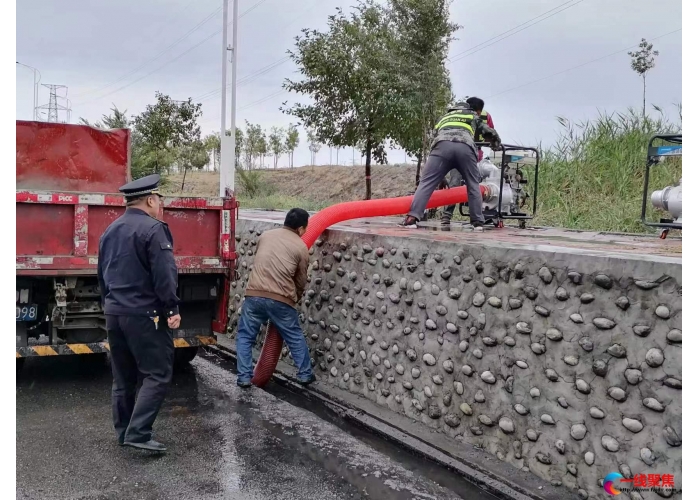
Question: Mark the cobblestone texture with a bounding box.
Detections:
[229,219,682,500]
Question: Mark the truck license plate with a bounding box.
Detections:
[16,305,38,322]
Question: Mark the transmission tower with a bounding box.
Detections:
[37,84,72,123]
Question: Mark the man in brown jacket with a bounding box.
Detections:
[235,208,314,388]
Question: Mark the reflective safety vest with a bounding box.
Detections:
[434,110,476,135]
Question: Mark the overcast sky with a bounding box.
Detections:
[16,0,682,167]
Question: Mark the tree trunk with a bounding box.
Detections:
[291,151,294,169]
[364,137,372,200]
[643,77,647,118]
[181,168,188,192]
[415,153,423,187]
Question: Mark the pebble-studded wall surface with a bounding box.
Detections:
[228,219,682,500]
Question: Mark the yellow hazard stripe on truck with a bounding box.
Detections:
[16,335,216,358]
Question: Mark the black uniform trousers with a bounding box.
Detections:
[106,315,174,444]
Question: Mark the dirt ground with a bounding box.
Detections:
[164,165,419,202]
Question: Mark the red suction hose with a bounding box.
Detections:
[251,185,483,387]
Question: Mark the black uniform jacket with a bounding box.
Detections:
[98,208,179,318]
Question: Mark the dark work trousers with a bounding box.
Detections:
[408,140,485,226]
[106,315,174,444]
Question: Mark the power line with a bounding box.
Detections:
[73,0,271,107]
[237,89,287,112]
[192,0,324,104]
[73,4,222,98]
[448,0,584,65]
[193,56,291,102]
[484,28,682,100]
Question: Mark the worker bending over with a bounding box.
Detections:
[235,208,315,388]
[440,97,494,225]
[401,100,501,231]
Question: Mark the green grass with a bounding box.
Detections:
[238,108,682,233]
[531,107,682,232]
[237,193,328,212]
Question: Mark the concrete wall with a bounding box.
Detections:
[229,219,682,500]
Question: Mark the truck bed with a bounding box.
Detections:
[16,190,234,274]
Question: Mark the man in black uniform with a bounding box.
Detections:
[97,174,181,453]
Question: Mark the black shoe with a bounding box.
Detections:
[237,380,252,388]
[123,440,167,452]
[298,374,316,386]
[398,216,418,229]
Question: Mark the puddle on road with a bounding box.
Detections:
[203,355,500,500]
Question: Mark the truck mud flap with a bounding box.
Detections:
[16,335,217,358]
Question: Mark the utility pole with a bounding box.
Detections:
[16,62,41,120]
[219,0,239,198]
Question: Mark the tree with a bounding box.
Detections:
[129,92,203,179]
[177,139,209,191]
[79,104,130,129]
[283,1,404,199]
[235,127,244,168]
[203,133,221,171]
[285,124,300,168]
[268,126,285,169]
[242,121,263,170]
[307,129,321,166]
[256,131,268,169]
[628,38,659,119]
[386,0,457,185]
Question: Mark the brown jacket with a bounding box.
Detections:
[245,226,309,307]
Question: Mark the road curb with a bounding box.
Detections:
[204,344,579,500]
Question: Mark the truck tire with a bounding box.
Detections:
[174,347,199,367]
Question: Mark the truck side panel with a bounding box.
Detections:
[16,121,130,193]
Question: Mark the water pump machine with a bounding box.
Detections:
[641,134,682,239]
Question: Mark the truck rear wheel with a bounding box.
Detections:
[174,347,199,368]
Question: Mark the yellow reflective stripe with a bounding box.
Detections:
[436,114,474,130]
[32,346,58,356]
[174,338,190,348]
[481,110,488,117]
[67,344,94,355]
[436,122,474,133]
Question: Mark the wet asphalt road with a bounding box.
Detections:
[17,353,500,500]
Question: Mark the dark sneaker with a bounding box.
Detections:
[440,214,452,226]
[124,440,167,452]
[398,216,418,229]
[237,379,252,389]
[298,374,316,386]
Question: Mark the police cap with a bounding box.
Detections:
[119,174,162,197]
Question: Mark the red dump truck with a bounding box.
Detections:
[16,120,236,370]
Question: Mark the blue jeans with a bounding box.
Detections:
[236,296,314,384]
